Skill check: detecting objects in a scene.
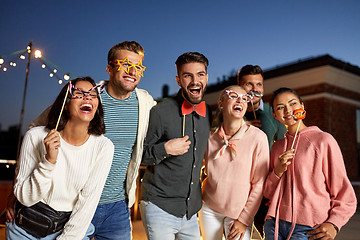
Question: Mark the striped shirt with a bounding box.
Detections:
[99,88,139,204]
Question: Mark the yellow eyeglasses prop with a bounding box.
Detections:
[110,57,146,77]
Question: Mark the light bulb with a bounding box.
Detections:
[34,50,42,58]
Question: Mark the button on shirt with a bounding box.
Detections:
[141,91,211,219]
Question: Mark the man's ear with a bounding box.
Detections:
[106,64,112,76]
[176,76,181,87]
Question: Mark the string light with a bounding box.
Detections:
[34,50,42,59]
[1,44,76,84]
[64,74,70,80]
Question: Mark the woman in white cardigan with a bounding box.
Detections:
[6,77,114,240]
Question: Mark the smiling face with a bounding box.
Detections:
[238,74,264,109]
[106,49,143,99]
[219,86,248,120]
[176,62,208,104]
[272,91,304,127]
[67,81,99,124]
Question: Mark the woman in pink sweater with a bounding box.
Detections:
[199,85,269,240]
[263,87,357,240]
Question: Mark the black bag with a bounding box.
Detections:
[15,201,72,238]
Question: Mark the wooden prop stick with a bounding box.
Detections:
[290,120,301,149]
[250,100,256,120]
[290,108,306,149]
[182,115,185,137]
[55,84,70,131]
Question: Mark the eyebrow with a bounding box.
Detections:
[182,71,206,75]
[276,98,297,106]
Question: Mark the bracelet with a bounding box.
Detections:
[329,222,339,232]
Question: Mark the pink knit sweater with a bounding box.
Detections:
[202,125,269,226]
[263,126,357,230]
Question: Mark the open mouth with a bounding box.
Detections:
[189,87,201,96]
[234,105,243,111]
[80,103,93,113]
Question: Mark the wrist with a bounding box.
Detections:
[329,222,339,233]
[274,169,283,178]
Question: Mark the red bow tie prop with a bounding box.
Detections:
[181,100,206,117]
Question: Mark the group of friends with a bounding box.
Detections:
[4,41,357,240]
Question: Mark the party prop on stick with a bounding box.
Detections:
[182,115,185,137]
[181,100,206,137]
[55,84,70,131]
[248,91,263,120]
[290,108,306,149]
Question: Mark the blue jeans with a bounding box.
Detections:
[140,200,200,240]
[5,221,94,239]
[264,217,315,240]
[88,200,131,240]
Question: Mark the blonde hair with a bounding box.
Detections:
[211,85,246,133]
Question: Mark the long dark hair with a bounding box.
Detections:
[46,76,106,135]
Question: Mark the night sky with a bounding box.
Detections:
[1,0,359,133]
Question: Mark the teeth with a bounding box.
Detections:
[80,103,93,111]
[234,105,243,111]
[125,77,135,82]
[81,103,92,108]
